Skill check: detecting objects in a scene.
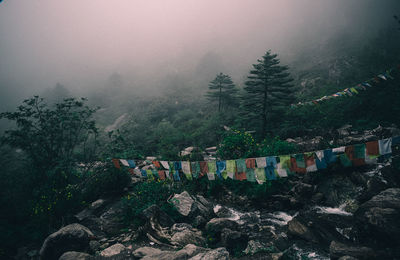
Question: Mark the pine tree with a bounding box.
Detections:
[206,73,238,112]
[242,50,295,138]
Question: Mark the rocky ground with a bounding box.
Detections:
[16,125,400,260]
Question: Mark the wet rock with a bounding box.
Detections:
[220,228,248,253]
[288,218,318,243]
[355,188,400,245]
[142,204,175,228]
[170,223,205,246]
[288,208,354,245]
[39,223,94,260]
[192,215,207,228]
[293,182,314,199]
[329,241,375,260]
[244,240,268,255]
[100,243,126,257]
[169,191,214,221]
[189,247,229,260]
[205,218,239,234]
[169,191,195,217]
[58,251,94,260]
[133,247,162,258]
[338,256,359,260]
[89,240,100,252]
[99,201,125,236]
[133,244,207,260]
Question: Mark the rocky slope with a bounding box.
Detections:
[18,155,400,260]
[17,125,400,260]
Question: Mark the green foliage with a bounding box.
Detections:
[0,96,98,169]
[206,73,238,112]
[120,182,184,227]
[0,97,102,256]
[242,50,295,138]
[258,136,298,156]
[79,162,131,203]
[217,129,298,159]
[217,129,257,159]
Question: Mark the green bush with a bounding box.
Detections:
[257,136,298,156]
[120,182,185,228]
[217,129,257,159]
[79,162,131,203]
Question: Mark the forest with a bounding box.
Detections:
[0,1,400,259]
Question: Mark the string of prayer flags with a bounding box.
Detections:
[113,136,399,185]
[291,66,398,108]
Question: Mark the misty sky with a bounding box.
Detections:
[0,0,399,96]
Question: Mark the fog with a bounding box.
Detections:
[0,0,399,107]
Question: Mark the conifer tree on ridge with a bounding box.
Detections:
[242,50,295,138]
[206,73,238,112]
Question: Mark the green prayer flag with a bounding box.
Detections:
[246,168,256,182]
[236,159,246,172]
[255,168,266,183]
[339,154,352,167]
[146,169,155,180]
[226,160,236,173]
[207,161,217,173]
[295,154,306,168]
[191,162,200,179]
[354,144,366,159]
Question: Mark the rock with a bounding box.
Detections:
[169,191,214,223]
[192,215,207,228]
[170,226,206,247]
[169,191,195,217]
[288,218,318,243]
[355,188,400,245]
[244,240,268,255]
[91,199,107,210]
[134,244,207,260]
[206,218,239,234]
[329,241,376,260]
[99,201,125,236]
[59,251,94,260]
[287,208,354,245]
[133,247,162,258]
[220,228,248,253]
[293,182,314,199]
[39,223,94,260]
[100,243,126,257]
[189,247,229,260]
[89,240,100,252]
[142,204,175,228]
[338,256,359,260]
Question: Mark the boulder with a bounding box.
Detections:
[355,188,400,245]
[205,218,239,234]
[133,247,162,258]
[169,191,214,221]
[287,208,354,245]
[100,243,126,257]
[220,228,248,253]
[243,240,268,255]
[39,223,94,260]
[329,241,376,260]
[58,251,93,260]
[142,204,175,228]
[133,244,207,260]
[288,218,318,243]
[189,247,229,260]
[338,256,359,260]
[169,191,195,217]
[99,201,125,236]
[170,224,206,247]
